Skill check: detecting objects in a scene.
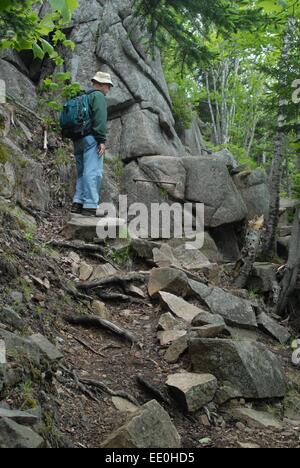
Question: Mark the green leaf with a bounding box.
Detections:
[32,42,45,60]
[63,39,75,50]
[40,39,55,56]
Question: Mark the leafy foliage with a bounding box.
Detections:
[134,0,266,68]
[0,0,78,63]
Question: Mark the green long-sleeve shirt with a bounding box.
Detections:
[88,90,107,144]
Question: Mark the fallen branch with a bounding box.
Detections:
[64,314,138,345]
[95,291,150,306]
[76,272,148,292]
[70,334,106,357]
[80,378,139,406]
[49,240,105,255]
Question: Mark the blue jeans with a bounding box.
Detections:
[73,135,104,209]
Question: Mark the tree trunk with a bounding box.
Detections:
[276,208,300,315]
[264,17,296,258]
[232,216,264,289]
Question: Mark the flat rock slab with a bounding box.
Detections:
[159,291,204,323]
[164,335,189,364]
[111,397,139,414]
[0,408,38,426]
[190,324,225,338]
[257,312,291,345]
[166,373,217,413]
[101,400,181,448]
[64,216,126,242]
[190,338,286,399]
[157,330,187,347]
[148,268,190,299]
[192,312,226,328]
[189,280,257,330]
[230,407,283,430]
[29,334,63,362]
[0,418,44,448]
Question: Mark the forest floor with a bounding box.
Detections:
[1,203,300,449]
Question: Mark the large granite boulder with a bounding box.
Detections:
[0,60,37,109]
[181,117,206,156]
[183,157,248,228]
[233,170,270,220]
[65,0,186,160]
[190,338,287,399]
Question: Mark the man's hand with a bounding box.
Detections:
[98,144,106,157]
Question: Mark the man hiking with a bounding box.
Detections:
[70,72,113,216]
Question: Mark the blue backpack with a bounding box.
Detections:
[60,90,96,140]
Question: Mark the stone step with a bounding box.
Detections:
[64,215,127,242]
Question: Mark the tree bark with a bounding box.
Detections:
[276,208,300,315]
[232,216,264,289]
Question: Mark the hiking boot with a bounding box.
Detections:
[81,208,97,217]
[71,203,83,214]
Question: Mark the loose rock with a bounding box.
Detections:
[159,291,204,323]
[29,334,63,362]
[0,418,44,448]
[101,400,181,448]
[190,338,286,399]
[166,373,218,412]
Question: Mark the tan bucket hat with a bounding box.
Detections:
[92,71,114,86]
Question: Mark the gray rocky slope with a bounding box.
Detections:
[0,0,299,449]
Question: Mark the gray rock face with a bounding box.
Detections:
[212,149,238,171]
[257,312,291,345]
[65,0,186,160]
[166,373,218,413]
[189,280,257,330]
[120,109,183,161]
[181,118,206,156]
[190,338,287,399]
[101,399,181,448]
[0,60,37,109]
[210,224,241,262]
[183,157,247,228]
[248,263,277,293]
[0,418,44,448]
[233,170,270,220]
